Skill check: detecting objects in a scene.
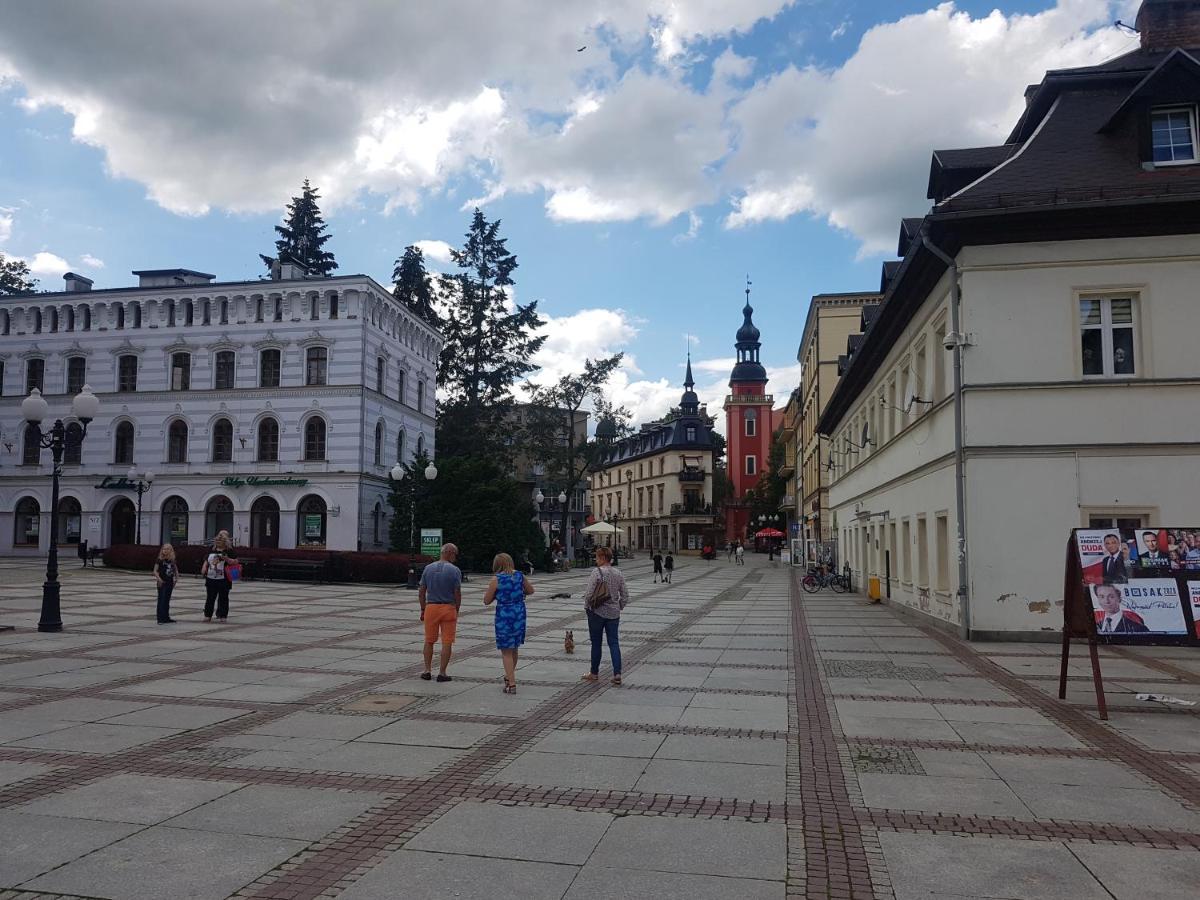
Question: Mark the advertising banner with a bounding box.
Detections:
[1090,580,1188,635]
[1190,583,1200,639]
[420,528,443,556]
[303,515,323,539]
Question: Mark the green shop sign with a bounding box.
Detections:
[97,476,139,490]
[221,475,310,488]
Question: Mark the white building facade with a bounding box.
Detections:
[0,267,440,555]
[819,4,1200,638]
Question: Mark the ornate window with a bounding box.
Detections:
[25,358,44,394]
[22,423,41,466]
[305,347,328,386]
[63,422,84,465]
[303,417,326,461]
[168,420,189,463]
[117,355,138,392]
[214,350,236,389]
[211,418,233,463]
[114,421,135,464]
[170,353,191,391]
[66,357,86,394]
[259,348,281,388]
[257,417,279,462]
[373,422,383,465]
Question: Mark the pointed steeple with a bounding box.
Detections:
[684,352,695,389]
[730,277,766,385]
[679,351,700,416]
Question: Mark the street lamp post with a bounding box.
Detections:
[127,467,155,545]
[21,386,101,633]
[390,460,438,556]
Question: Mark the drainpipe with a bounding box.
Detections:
[921,234,971,639]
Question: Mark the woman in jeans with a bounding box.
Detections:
[581,546,628,686]
[200,530,236,623]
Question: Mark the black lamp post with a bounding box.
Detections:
[21,386,101,633]
[390,459,438,555]
[127,467,155,545]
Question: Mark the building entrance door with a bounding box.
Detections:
[110,498,136,545]
[250,497,280,549]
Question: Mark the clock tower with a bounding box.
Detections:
[724,284,773,542]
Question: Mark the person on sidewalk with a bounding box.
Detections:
[652,550,664,583]
[419,543,462,682]
[664,551,674,584]
[153,543,178,624]
[483,552,534,694]
[735,542,745,566]
[200,531,236,623]
[581,546,628,686]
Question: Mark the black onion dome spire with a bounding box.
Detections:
[730,280,767,384]
[680,353,700,415]
[596,416,618,445]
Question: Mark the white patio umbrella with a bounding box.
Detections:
[580,520,619,535]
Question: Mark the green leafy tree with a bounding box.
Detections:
[392,244,438,325]
[437,208,546,457]
[0,253,37,296]
[260,179,338,276]
[391,453,548,572]
[524,355,625,549]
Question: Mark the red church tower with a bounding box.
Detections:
[723,284,773,542]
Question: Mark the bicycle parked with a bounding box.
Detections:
[802,566,849,593]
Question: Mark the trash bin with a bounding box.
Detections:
[868,576,881,600]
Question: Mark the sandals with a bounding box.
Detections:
[581,673,599,683]
[503,679,517,694]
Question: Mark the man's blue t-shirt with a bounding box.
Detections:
[420,560,462,604]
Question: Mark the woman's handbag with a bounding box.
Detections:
[225,561,243,583]
[585,570,610,610]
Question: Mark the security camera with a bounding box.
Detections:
[942,331,959,351]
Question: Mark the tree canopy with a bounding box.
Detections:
[260,179,338,276]
[392,244,438,326]
[0,253,37,296]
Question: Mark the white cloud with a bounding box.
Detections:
[25,251,69,276]
[723,1,1136,253]
[0,210,12,244]
[653,0,796,64]
[672,211,702,244]
[80,253,105,269]
[413,239,455,264]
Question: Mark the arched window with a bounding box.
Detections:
[115,305,125,329]
[26,358,45,393]
[64,307,74,332]
[373,422,383,465]
[166,300,176,327]
[48,308,58,332]
[81,307,91,331]
[204,495,234,541]
[211,418,233,463]
[170,353,191,391]
[114,421,135,464]
[57,497,82,544]
[373,501,384,544]
[162,496,189,545]
[168,420,189,463]
[397,428,405,462]
[329,293,339,319]
[14,497,40,546]
[250,496,280,548]
[131,304,142,328]
[257,417,279,462]
[272,295,282,322]
[744,408,757,437]
[254,296,264,322]
[219,299,229,325]
[22,423,41,466]
[63,422,84,465]
[305,347,327,386]
[214,350,235,389]
[297,494,327,546]
[259,349,281,388]
[117,354,138,392]
[65,357,86,395]
[310,294,319,320]
[376,356,385,394]
[32,309,42,333]
[398,369,406,404]
[416,433,425,456]
[0,310,9,335]
[201,300,211,325]
[184,300,194,326]
[417,380,425,412]
[303,417,326,461]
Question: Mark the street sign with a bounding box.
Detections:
[420,528,443,556]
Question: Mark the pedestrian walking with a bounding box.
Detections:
[581,546,628,686]
[664,552,674,583]
[419,543,462,682]
[201,531,237,623]
[735,542,745,566]
[726,541,734,561]
[483,552,534,694]
[153,543,178,624]
[652,550,664,583]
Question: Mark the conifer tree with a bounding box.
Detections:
[392,245,438,325]
[0,252,37,296]
[436,208,546,456]
[260,179,338,276]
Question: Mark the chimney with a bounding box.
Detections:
[63,272,93,292]
[1137,0,1200,50]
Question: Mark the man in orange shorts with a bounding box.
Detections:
[419,543,462,682]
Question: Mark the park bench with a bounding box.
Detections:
[266,558,328,583]
[77,541,105,567]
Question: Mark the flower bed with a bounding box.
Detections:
[102,544,432,583]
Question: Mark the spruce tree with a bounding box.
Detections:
[392,245,438,325]
[260,179,338,276]
[0,252,37,296]
[437,208,546,456]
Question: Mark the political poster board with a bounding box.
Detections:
[1060,528,1200,719]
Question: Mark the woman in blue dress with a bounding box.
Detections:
[483,552,535,693]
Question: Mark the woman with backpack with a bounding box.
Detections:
[201,530,238,623]
[581,546,628,686]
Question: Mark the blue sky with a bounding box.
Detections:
[0,1,1138,424]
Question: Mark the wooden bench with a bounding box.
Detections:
[77,542,105,567]
[266,558,328,583]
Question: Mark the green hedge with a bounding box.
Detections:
[102,544,433,583]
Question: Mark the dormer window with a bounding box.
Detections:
[1151,107,1197,165]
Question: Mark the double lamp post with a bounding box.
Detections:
[21,386,101,633]
[390,459,439,555]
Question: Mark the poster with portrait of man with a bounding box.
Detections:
[1091,580,1188,636]
[1077,529,1134,584]
[1136,529,1173,568]
[1189,583,1200,639]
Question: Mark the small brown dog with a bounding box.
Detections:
[564,629,575,653]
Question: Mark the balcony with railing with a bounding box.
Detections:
[670,500,714,516]
[677,467,707,483]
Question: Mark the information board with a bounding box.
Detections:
[420,528,443,556]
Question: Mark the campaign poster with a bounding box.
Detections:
[1077,529,1134,584]
[1091,580,1187,636]
[1136,528,1172,568]
[1189,583,1200,638]
[1166,529,1200,571]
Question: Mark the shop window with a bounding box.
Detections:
[57,497,82,544]
[204,495,234,541]
[14,497,40,546]
[162,496,189,546]
[297,494,327,546]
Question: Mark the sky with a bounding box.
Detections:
[0,0,1140,430]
